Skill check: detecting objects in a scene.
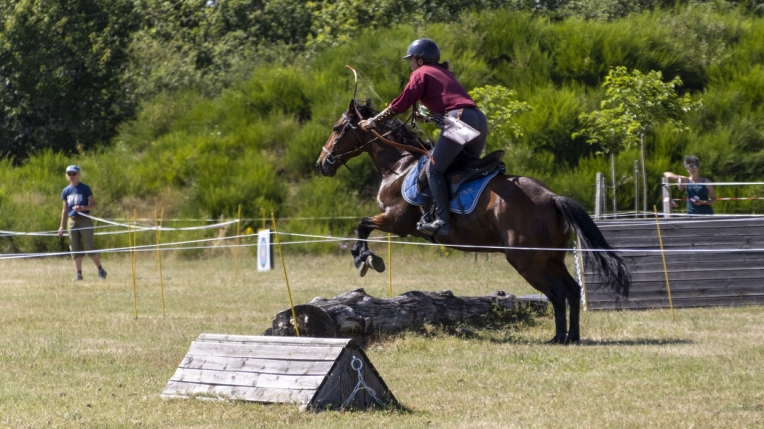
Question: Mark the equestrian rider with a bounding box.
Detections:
[358,38,489,236]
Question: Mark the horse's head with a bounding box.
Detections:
[316,100,374,177]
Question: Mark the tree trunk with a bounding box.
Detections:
[265,288,548,338]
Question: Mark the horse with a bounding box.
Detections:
[316,100,630,343]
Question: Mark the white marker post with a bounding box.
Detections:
[257,229,272,272]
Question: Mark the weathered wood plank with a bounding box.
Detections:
[610,255,764,272]
[177,355,335,376]
[169,368,325,390]
[588,268,764,283]
[161,381,316,403]
[187,342,343,361]
[197,334,351,347]
[586,278,764,292]
[587,287,764,300]
[588,295,764,310]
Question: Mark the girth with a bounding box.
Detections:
[417,150,506,195]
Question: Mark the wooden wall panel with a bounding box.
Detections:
[583,217,764,310]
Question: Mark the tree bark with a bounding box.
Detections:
[264,288,548,338]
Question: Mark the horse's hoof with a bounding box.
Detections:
[548,336,567,345]
[367,254,386,273]
[358,262,369,277]
[565,335,580,344]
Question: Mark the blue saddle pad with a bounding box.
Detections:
[402,156,499,215]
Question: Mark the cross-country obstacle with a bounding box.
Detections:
[162,334,397,411]
[583,216,764,310]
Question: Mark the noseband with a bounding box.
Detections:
[322,113,375,165]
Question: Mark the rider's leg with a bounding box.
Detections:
[418,108,489,236]
[418,138,461,236]
[459,108,489,157]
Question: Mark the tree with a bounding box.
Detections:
[0,0,138,161]
[468,85,531,152]
[575,66,695,214]
[574,104,640,212]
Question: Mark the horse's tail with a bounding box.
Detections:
[554,196,631,298]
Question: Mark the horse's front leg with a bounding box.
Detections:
[351,214,391,277]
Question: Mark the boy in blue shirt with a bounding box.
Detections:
[57,165,107,281]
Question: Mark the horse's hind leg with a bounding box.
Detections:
[550,259,582,343]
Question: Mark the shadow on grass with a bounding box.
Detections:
[575,338,694,346]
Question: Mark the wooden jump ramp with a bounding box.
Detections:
[161,334,397,411]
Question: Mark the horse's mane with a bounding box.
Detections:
[355,100,432,156]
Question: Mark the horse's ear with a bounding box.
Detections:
[364,99,373,110]
[348,99,356,113]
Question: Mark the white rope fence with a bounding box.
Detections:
[4,216,764,261]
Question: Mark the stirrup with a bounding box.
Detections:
[417,218,450,236]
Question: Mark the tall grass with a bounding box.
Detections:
[1,254,763,428]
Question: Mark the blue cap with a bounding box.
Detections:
[66,165,80,173]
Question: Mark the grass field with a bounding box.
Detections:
[1,247,763,428]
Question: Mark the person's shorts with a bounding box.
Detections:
[68,216,97,258]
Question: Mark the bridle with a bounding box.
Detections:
[321,112,376,166]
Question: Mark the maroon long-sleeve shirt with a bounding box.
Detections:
[389,64,477,115]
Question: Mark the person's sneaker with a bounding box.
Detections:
[72,274,83,282]
[98,268,107,280]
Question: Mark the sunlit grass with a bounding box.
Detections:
[1,250,762,428]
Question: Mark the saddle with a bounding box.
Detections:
[417,150,506,195]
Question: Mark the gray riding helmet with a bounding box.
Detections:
[402,38,440,63]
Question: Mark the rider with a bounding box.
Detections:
[359,38,488,236]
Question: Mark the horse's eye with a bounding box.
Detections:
[332,126,341,133]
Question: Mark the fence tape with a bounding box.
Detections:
[5,217,764,260]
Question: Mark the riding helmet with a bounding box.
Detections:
[402,38,440,63]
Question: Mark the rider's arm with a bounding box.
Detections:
[389,70,426,114]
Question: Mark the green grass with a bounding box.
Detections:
[1,249,763,428]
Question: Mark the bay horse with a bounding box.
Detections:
[316,100,630,343]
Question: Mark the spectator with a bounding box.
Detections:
[663,155,717,215]
[58,165,107,281]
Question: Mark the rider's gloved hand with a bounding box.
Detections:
[358,119,376,131]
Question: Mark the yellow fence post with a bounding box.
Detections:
[155,210,166,317]
[271,213,300,337]
[235,204,242,282]
[128,211,138,319]
[388,233,393,298]
[653,205,675,321]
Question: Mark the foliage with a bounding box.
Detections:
[468,85,532,150]
[4,4,764,253]
[0,0,138,161]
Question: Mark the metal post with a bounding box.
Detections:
[601,172,608,218]
[634,160,639,218]
[595,172,602,220]
[662,177,672,218]
[610,153,617,218]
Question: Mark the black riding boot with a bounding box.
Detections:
[418,171,451,236]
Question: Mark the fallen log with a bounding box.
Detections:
[264,288,547,338]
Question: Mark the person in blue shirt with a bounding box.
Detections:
[663,155,717,215]
[57,165,107,281]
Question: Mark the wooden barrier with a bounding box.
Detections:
[162,334,397,411]
[583,216,764,310]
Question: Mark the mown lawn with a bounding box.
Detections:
[1,249,762,428]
